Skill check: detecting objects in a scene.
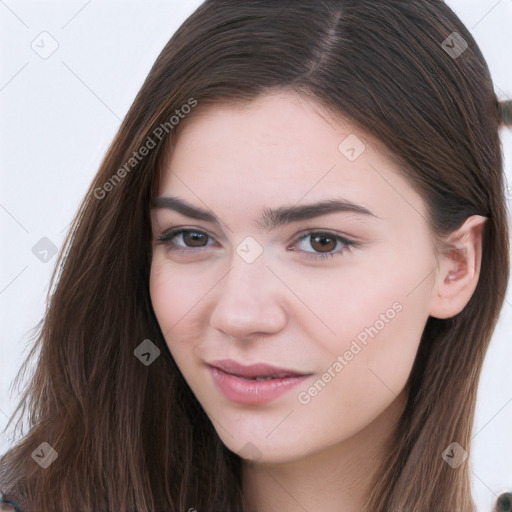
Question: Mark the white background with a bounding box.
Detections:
[1,1,511,510]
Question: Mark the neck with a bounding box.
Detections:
[242,390,406,512]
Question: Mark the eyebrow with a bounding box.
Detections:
[151,195,379,231]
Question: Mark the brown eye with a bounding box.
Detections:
[156,228,214,251]
[309,233,337,253]
[291,230,357,261]
[181,230,208,247]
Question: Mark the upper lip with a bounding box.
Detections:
[208,359,312,379]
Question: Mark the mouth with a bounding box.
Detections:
[208,358,311,379]
[207,359,314,405]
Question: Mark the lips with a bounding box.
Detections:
[208,363,313,405]
[208,358,311,380]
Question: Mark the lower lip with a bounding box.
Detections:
[209,366,311,405]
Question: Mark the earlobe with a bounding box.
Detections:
[429,215,487,319]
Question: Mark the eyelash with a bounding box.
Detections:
[155,228,358,261]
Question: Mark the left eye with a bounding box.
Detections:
[291,231,356,260]
[155,228,357,260]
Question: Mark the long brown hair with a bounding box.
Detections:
[1,1,511,510]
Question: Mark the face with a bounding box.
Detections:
[149,90,438,464]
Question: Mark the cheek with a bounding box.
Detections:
[294,254,425,359]
[293,298,426,448]
[149,255,211,331]
[150,260,177,329]
[361,295,428,388]
[296,248,431,418]
[149,258,204,362]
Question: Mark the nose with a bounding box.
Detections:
[209,251,288,342]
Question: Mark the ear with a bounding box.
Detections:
[429,215,487,319]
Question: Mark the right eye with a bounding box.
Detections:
[155,228,217,254]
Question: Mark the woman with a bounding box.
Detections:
[1,1,511,510]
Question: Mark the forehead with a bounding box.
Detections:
[167,91,355,165]
[157,90,426,225]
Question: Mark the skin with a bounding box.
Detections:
[149,90,485,512]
